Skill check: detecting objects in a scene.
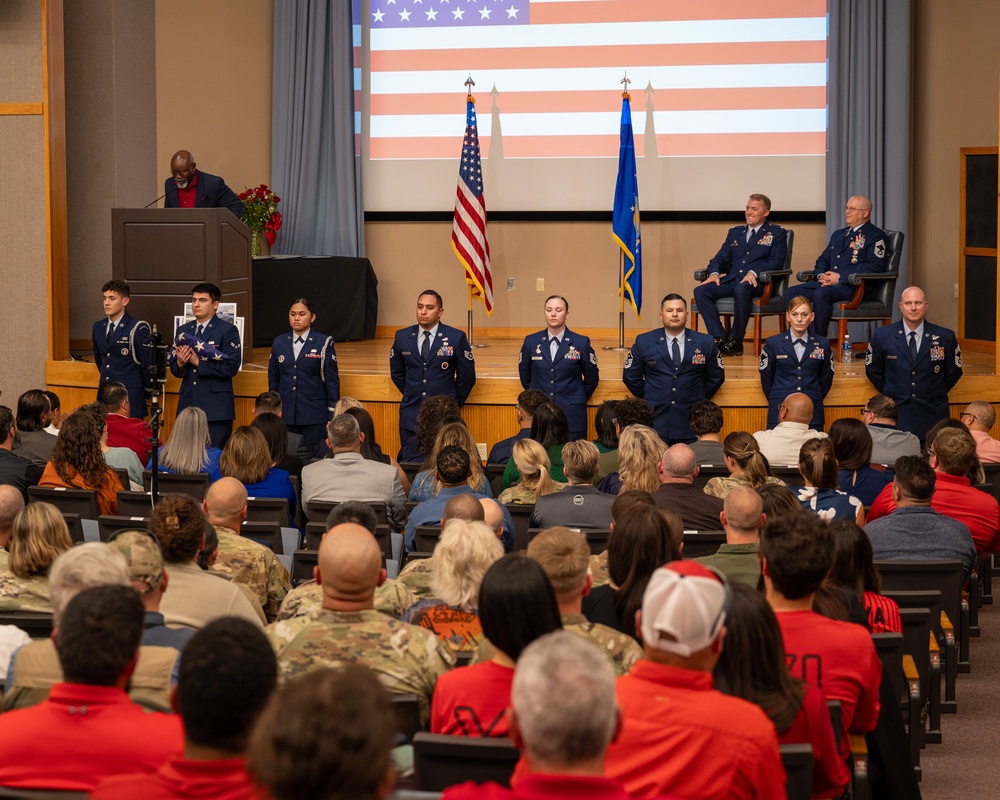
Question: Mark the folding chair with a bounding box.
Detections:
[291,549,318,586]
[779,743,813,800]
[27,487,100,520]
[142,471,210,500]
[413,733,519,792]
[0,612,54,640]
[305,500,388,526]
[245,497,291,527]
[392,693,424,745]
[97,515,151,542]
[680,531,726,559]
[504,504,534,552]
[240,521,284,554]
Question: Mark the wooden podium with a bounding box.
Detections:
[111,208,253,361]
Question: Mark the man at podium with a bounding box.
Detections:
[164,149,243,218]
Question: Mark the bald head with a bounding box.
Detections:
[900,286,925,304]
[203,477,249,529]
[660,443,697,483]
[721,487,764,541]
[479,499,504,538]
[442,493,485,526]
[170,150,193,170]
[0,485,25,546]
[781,393,814,424]
[317,524,385,610]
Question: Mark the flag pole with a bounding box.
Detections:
[460,75,490,348]
[604,73,635,352]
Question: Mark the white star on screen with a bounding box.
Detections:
[506,5,518,18]
[479,6,491,19]
[452,7,464,18]
[372,9,384,21]
[399,8,411,20]
[426,8,438,19]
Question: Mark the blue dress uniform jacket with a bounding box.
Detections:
[758,332,834,429]
[91,312,152,418]
[812,221,888,282]
[267,330,340,426]
[622,328,725,443]
[865,321,963,442]
[389,324,477,435]
[163,171,244,218]
[169,315,241,423]
[518,328,599,437]
[706,222,788,283]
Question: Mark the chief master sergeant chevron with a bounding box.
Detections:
[389,290,476,445]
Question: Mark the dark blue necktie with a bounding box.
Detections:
[421,331,431,362]
[671,338,681,367]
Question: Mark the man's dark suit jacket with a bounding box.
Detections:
[651,482,725,531]
[164,170,243,218]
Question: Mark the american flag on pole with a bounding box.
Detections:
[452,95,494,315]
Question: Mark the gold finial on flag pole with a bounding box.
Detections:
[465,75,476,103]
[620,71,631,101]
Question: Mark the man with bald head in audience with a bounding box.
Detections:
[651,443,724,530]
[267,523,454,722]
[753,392,827,466]
[202,477,291,622]
[962,400,1000,464]
[695,487,764,586]
[0,485,24,570]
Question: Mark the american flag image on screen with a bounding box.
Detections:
[452,97,493,315]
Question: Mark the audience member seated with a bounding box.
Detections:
[0,585,183,791]
[501,402,572,489]
[0,485,23,570]
[12,389,57,468]
[401,518,502,654]
[266,522,454,723]
[91,618,277,800]
[530,441,614,530]
[4,542,182,713]
[962,400,1000,464]
[101,427,144,489]
[398,394,461,464]
[410,420,492,502]
[249,665,397,800]
[333,397,364,416]
[598,425,665,496]
[0,404,42,500]
[445,631,642,800]
[498,439,567,504]
[406,445,515,552]
[762,513,882,757]
[251,411,305,481]
[715,581,848,798]
[42,390,65,436]
[864,455,978,580]
[827,520,902,634]
[756,483,805,518]
[695,487,764,586]
[688,399,726,466]
[150,406,223,482]
[829,417,893,507]
[98,381,156,464]
[39,404,123,515]
[150,494,265,629]
[795,438,865,525]
[203,477,291,623]
[431,554,561,736]
[753,392,828,467]
[0,502,72,613]
[592,399,620,476]
[704,431,787,499]
[220,426,296,526]
[302,413,407,531]
[527,527,641,675]
[488,389,548,466]
[253,390,316,465]
[868,428,999,553]
[651,443,724,530]
[924,418,984,483]
[582,504,681,640]
[862,394,920,465]
[588,490,658,587]
[347,406,412,494]
[603,561,785,799]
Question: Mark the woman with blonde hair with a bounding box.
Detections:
[704,431,786,499]
[220,426,296,522]
[795,437,864,525]
[498,439,566,504]
[0,502,73,612]
[333,397,364,416]
[151,406,222,481]
[598,425,665,495]
[409,421,491,502]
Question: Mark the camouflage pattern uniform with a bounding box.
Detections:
[0,572,54,613]
[0,549,8,572]
[277,579,418,621]
[211,526,291,622]
[266,607,455,722]
[590,550,609,587]
[396,555,435,599]
[561,612,640,676]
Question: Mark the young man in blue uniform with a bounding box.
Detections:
[693,194,788,357]
[866,286,963,442]
[518,295,599,441]
[623,294,725,445]
[170,282,242,449]
[389,290,476,445]
[784,195,888,336]
[91,280,151,419]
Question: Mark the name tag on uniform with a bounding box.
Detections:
[776,354,788,359]
[402,351,412,356]
[886,355,897,360]
[437,346,454,357]
[531,356,543,361]
[930,346,944,361]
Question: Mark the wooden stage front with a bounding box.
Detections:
[47,336,1000,455]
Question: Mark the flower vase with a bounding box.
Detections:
[251,230,262,257]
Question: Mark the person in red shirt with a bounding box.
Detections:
[0,585,183,791]
[92,617,277,800]
[762,513,882,759]
[99,381,158,464]
[866,427,999,553]
[603,561,786,800]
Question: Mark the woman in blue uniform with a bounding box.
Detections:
[758,295,834,430]
[267,298,340,457]
[517,295,599,441]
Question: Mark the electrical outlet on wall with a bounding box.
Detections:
[476,443,487,461]
[536,278,545,291]
[507,278,515,290]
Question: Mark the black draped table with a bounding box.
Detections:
[252,256,379,346]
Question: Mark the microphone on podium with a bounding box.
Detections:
[144,193,168,209]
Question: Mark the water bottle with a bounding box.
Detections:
[842,334,853,364]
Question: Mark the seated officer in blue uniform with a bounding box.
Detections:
[518,295,599,441]
[622,293,725,445]
[693,194,788,357]
[91,280,151,419]
[389,290,477,444]
[866,285,963,442]
[169,282,242,450]
[784,195,888,337]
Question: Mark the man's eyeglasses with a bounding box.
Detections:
[860,407,874,415]
[960,412,976,422]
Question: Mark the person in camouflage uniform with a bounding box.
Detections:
[202,477,291,622]
[0,501,73,613]
[527,526,641,676]
[266,523,454,723]
[277,578,417,621]
[0,486,25,572]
